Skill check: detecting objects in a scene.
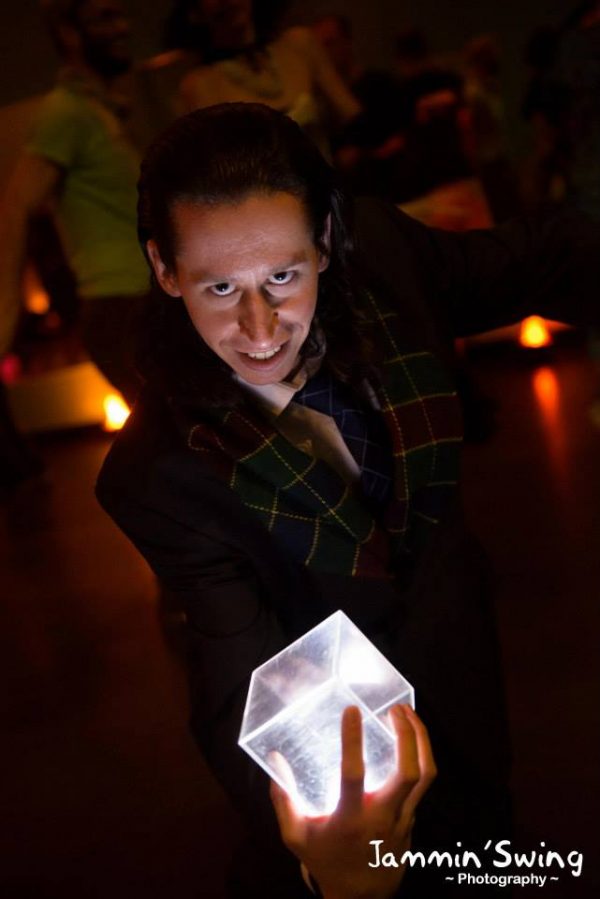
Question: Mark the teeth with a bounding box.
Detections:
[247,346,282,360]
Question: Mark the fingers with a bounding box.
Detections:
[400,705,437,817]
[376,705,436,826]
[270,748,298,795]
[270,703,436,856]
[270,776,296,832]
[376,704,420,811]
[269,751,302,849]
[336,705,365,817]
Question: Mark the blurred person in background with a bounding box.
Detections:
[461,34,520,222]
[178,0,361,157]
[554,0,600,425]
[558,0,600,219]
[311,13,407,195]
[392,27,464,139]
[385,28,471,204]
[127,0,210,149]
[0,292,43,495]
[521,25,570,211]
[0,0,149,407]
[310,13,405,152]
[131,0,292,149]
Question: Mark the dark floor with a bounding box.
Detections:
[1,343,599,899]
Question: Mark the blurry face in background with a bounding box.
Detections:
[197,0,255,50]
[147,192,330,386]
[312,16,354,81]
[76,0,132,77]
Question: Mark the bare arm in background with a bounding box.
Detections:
[283,26,361,125]
[0,154,61,355]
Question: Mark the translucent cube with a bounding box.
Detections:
[238,610,414,817]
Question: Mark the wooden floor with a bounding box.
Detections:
[1,343,599,898]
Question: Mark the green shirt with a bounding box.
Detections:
[26,75,148,299]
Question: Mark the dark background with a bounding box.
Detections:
[0,0,580,153]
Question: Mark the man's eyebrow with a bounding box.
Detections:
[276,251,309,268]
[189,251,310,284]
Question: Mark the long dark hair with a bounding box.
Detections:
[137,102,373,407]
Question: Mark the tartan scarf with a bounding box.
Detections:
[186,290,462,578]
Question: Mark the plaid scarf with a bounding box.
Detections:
[187,290,462,578]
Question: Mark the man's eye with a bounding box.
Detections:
[268,271,295,286]
[210,282,235,296]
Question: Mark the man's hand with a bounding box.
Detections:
[270,704,436,899]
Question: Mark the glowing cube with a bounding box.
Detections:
[238,610,414,817]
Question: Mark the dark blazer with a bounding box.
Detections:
[96,199,600,898]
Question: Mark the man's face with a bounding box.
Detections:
[76,0,132,77]
[147,192,329,386]
[197,0,255,50]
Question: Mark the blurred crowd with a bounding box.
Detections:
[3,0,600,492]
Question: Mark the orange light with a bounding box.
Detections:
[519,316,552,348]
[102,393,130,431]
[23,266,51,315]
[532,367,559,412]
[531,366,568,490]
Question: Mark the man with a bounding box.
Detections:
[97,102,600,897]
[0,0,149,405]
[95,102,600,898]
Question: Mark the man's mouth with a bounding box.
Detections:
[243,346,283,360]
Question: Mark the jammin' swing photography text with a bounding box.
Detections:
[368,839,584,888]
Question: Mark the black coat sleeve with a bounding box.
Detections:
[95,402,318,895]
[96,451,289,822]
[355,197,600,338]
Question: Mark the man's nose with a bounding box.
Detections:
[238,291,278,346]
